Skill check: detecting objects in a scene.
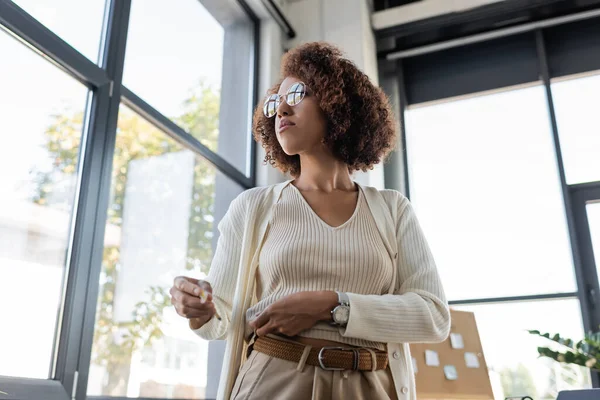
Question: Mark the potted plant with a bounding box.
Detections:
[528,329,600,371]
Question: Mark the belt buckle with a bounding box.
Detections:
[318,346,358,371]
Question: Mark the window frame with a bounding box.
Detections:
[570,183,600,332]
[381,24,600,389]
[0,0,259,399]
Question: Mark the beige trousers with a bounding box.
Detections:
[230,338,398,400]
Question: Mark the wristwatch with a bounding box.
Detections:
[331,291,350,327]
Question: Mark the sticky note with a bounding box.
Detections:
[412,356,418,373]
[465,352,480,368]
[425,350,440,366]
[450,333,464,349]
[444,365,458,380]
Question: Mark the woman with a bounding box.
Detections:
[170,42,450,400]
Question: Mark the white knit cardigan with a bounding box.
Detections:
[193,180,450,399]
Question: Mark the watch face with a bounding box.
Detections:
[333,306,350,324]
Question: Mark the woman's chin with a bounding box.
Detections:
[279,137,322,157]
[281,147,301,157]
[279,141,304,156]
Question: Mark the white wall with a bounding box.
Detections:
[286,0,378,84]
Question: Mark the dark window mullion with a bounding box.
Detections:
[570,186,600,325]
[0,0,114,399]
[121,86,254,190]
[449,292,579,306]
[536,29,596,334]
[570,187,600,389]
[68,1,133,399]
[235,0,260,184]
[397,59,410,199]
[248,13,259,187]
[537,29,600,387]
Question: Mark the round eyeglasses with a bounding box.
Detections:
[263,82,307,118]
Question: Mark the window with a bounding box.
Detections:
[552,73,600,185]
[0,1,256,398]
[0,29,88,379]
[453,300,590,399]
[123,0,254,176]
[11,0,107,62]
[405,86,576,300]
[86,106,244,398]
[388,16,600,398]
[588,202,600,279]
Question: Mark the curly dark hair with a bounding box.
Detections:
[252,42,397,178]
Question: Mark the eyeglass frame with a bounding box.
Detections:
[262,81,308,118]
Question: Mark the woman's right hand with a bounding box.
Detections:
[170,276,216,329]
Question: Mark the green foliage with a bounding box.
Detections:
[34,81,221,395]
[176,85,220,272]
[30,110,83,206]
[500,363,537,399]
[177,81,220,152]
[528,329,600,371]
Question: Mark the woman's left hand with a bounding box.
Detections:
[249,291,338,337]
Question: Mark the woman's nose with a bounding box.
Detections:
[276,97,293,117]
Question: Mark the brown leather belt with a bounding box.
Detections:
[252,335,389,371]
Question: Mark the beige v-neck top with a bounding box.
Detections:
[245,184,393,350]
[193,180,450,400]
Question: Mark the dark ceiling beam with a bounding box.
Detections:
[376,0,600,57]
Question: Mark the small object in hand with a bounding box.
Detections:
[199,286,221,321]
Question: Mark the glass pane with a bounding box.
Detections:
[405,86,576,300]
[453,300,591,400]
[0,29,88,379]
[86,105,244,398]
[588,202,600,280]
[123,0,254,176]
[11,0,107,62]
[552,74,600,185]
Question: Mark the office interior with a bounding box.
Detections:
[1,0,600,399]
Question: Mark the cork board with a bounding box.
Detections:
[409,309,494,400]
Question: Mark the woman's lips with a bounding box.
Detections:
[279,124,294,133]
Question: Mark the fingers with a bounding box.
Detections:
[253,319,298,337]
[170,280,215,320]
[198,280,213,294]
[176,302,216,319]
[174,275,199,286]
[173,276,200,296]
[172,294,215,319]
[255,321,277,337]
[197,282,213,303]
[170,288,204,308]
[249,308,270,331]
[173,276,212,298]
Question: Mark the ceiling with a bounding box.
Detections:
[375,0,600,57]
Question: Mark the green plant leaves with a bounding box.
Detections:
[528,327,600,371]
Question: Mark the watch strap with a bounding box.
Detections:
[337,291,350,306]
